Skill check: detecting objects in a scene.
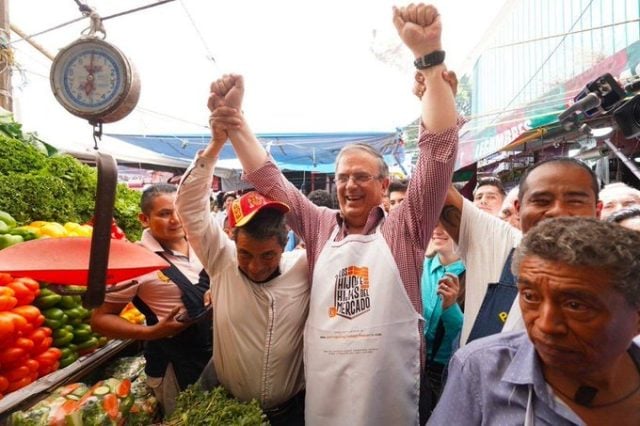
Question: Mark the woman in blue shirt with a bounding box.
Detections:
[421,223,465,408]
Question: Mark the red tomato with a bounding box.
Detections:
[0,355,29,371]
[102,393,120,419]
[0,287,17,311]
[34,315,45,327]
[25,358,39,372]
[116,379,131,398]
[14,337,35,352]
[11,305,42,324]
[34,336,53,355]
[5,281,35,306]
[0,312,16,342]
[35,347,61,366]
[5,365,30,382]
[0,273,12,285]
[38,362,58,378]
[4,312,29,334]
[28,328,47,348]
[15,278,40,297]
[0,375,8,393]
[6,376,31,392]
[0,347,26,365]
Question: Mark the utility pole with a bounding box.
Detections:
[0,0,11,112]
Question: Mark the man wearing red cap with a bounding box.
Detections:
[206,4,457,425]
[176,143,308,425]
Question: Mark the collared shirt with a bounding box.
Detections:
[421,255,464,364]
[430,331,640,425]
[177,154,309,409]
[244,123,458,328]
[105,229,203,320]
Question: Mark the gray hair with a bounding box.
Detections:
[512,216,640,308]
[599,182,640,200]
[335,144,389,179]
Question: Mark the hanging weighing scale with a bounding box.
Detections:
[0,10,167,307]
[49,28,140,124]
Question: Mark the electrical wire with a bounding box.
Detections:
[11,0,177,45]
[178,0,217,65]
[101,0,177,22]
[10,16,86,45]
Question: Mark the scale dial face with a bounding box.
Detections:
[50,38,140,123]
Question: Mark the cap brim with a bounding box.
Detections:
[234,201,290,228]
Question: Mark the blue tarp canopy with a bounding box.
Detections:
[107,131,401,173]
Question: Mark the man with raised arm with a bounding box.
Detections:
[208,5,457,424]
[175,136,309,425]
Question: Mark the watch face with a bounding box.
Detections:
[51,39,127,116]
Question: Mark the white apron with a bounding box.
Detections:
[304,225,422,426]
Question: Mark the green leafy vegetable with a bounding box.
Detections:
[166,384,269,426]
[0,119,143,239]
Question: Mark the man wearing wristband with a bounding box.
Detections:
[208,4,457,424]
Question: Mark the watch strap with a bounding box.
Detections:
[413,50,446,70]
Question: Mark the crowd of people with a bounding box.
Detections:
[91,3,640,425]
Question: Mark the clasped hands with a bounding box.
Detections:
[207,74,245,145]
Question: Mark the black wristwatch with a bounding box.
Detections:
[413,50,446,70]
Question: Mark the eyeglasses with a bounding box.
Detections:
[335,173,382,185]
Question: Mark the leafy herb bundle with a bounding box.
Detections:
[165,384,269,426]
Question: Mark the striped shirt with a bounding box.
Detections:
[244,123,458,323]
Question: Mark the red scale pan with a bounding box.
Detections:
[0,236,168,286]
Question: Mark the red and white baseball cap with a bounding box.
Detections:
[227,191,290,228]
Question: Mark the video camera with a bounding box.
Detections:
[559,73,640,139]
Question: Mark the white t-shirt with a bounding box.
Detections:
[458,198,523,346]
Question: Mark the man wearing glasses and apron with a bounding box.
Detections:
[206,4,459,424]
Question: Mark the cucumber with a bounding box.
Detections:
[59,353,78,368]
[72,328,92,343]
[75,323,92,332]
[35,294,62,309]
[77,307,91,319]
[67,317,83,327]
[59,296,78,310]
[44,318,62,330]
[92,385,111,396]
[53,328,69,338]
[76,336,99,351]
[43,307,64,320]
[64,307,84,320]
[53,332,74,347]
[60,347,73,359]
